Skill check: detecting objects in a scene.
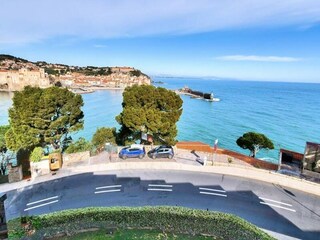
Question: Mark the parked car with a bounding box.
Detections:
[148,146,174,159]
[119,144,145,159]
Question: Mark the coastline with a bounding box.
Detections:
[61,86,126,94]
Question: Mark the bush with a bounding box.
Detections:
[92,127,116,152]
[64,137,92,154]
[30,147,44,162]
[8,206,274,240]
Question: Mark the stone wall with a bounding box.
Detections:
[7,164,23,183]
[63,151,90,166]
[0,68,51,91]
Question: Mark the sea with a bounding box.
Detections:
[1,77,319,164]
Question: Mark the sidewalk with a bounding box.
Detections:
[1,150,320,197]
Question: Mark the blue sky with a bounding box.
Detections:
[1,0,320,82]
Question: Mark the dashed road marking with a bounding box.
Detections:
[199,187,226,193]
[95,189,122,194]
[26,196,59,206]
[260,202,296,212]
[259,197,292,207]
[94,184,122,194]
[24,196,59,211]
[199,191,227,197]
[95,185,122,190]
[148,188,173,192]
[259,197,296,212]
[147,184,173,192]
[199,187,227,197]
[148,184,172,188]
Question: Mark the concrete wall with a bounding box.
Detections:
[30,160,50,179]
[176,141,278,171]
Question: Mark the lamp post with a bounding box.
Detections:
[278,144,281,171]
[213,139,218,165]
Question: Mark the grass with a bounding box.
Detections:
[58,229,215,240]
[8,206,274,240]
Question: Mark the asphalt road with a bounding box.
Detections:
[5,170,320,240]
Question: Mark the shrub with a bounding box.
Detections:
[91,127,116,152]
[30,147,44,162]
[64,137,92,154]
[8,206,274,240]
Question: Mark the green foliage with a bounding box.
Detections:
[236,132,274,158]
[6,86,84,151]
[116,85,183,145]
[44,68,60,75]
[65,137,92,154]
[130,69,142,77]
[30,147,44,162]
[92,127,116,151]
[0,125,9,153]
[8,207,274,240]
[0,54,28,63]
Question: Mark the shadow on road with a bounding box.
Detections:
[5,172,320,240]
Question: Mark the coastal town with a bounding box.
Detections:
[0,55,151,92]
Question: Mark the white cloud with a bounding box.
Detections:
[1,0,320,44]
[93,44,107,48]
[216,55,302,62]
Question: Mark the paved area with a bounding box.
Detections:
[4,170,320,240]
[1,149,320,196]
[1,149,320,239]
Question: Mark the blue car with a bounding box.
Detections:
[119,145,146,159]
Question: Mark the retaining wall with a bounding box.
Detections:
[176,141,278,171]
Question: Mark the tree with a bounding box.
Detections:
[92,127,116,152]
[0,125,12,175]
[116,85,183,145]
[6,86,84,151]
[236,132,274,158]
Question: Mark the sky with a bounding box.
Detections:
[1,0,320,82]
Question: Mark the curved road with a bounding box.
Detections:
[5,170,320,240]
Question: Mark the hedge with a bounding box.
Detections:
[8,206,275,240]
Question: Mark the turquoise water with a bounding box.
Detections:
[1,78,319,163]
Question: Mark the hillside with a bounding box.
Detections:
[0,55,151,91]
[0,54,148,77]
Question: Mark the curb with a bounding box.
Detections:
[2,161,320,197]
[72,161,320,197]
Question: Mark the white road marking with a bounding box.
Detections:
[95,185,122,190]
[24,200,59,211]
[260,202,296,212]
[147,188,173,192]
[199,187,226,193]
[26,196,59,206]
[199,191,227,197]
[259,197,292,207]
[148,184,173,188]
[94,189,122,194]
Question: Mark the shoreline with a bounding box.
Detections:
[69,86,125,94]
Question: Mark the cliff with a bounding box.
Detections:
[0,55,151,91]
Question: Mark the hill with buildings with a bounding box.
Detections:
[0,55,151,91]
